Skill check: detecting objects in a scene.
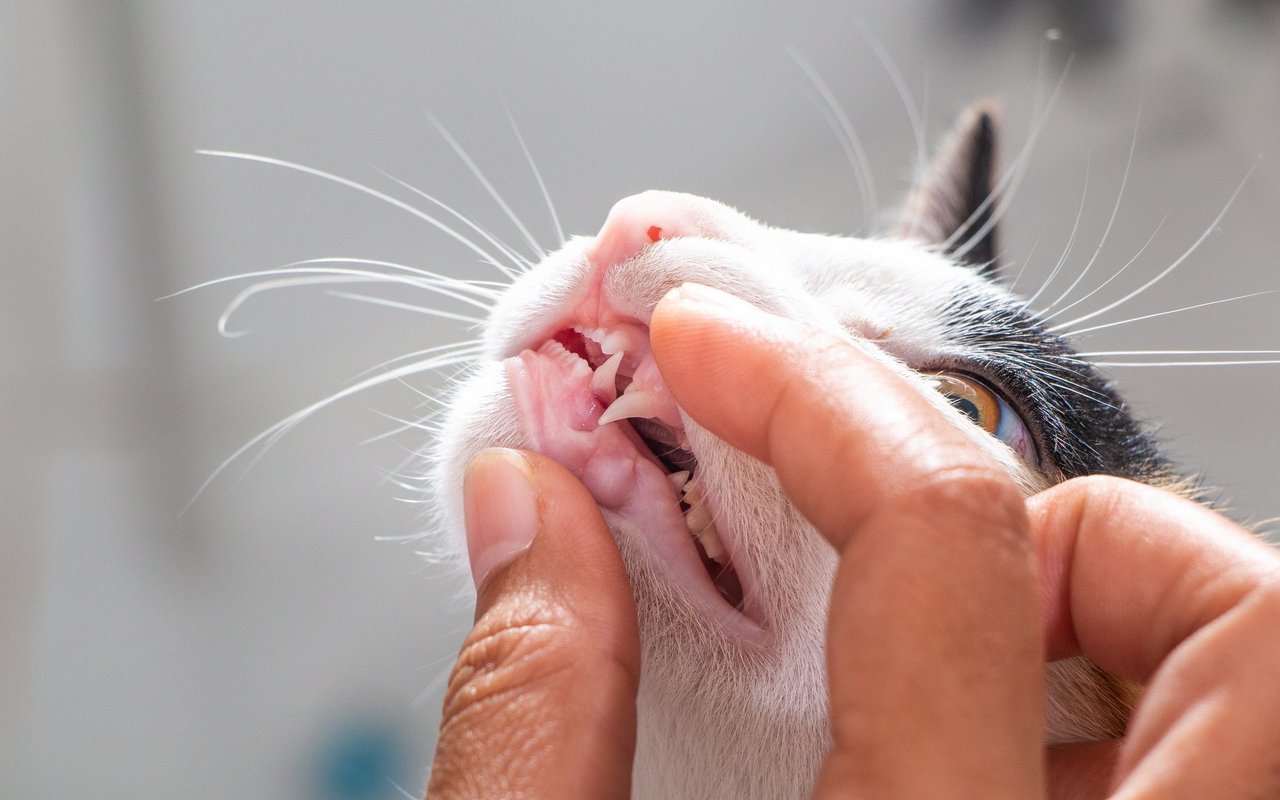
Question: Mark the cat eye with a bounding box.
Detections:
[929,373,1039,468]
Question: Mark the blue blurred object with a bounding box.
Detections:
[314,717,408,800]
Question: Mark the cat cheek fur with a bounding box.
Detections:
[431,104,1141,799]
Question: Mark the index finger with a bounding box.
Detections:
[650,283,1045,798]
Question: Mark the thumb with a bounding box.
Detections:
[427,448,640,799]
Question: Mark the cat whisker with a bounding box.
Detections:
[1059,290,1279,338]
[855,22,927,191]
[1006,222,1049,294]
[1042,109,1141,313]
[325,290,486,325]
[1077,349,1280,357]
[502,98,566,247]
[372,168,533,271]
[183,349,481,512]
[1037,217,1166,325]
[789,49,878,226]
[184,268,492,338]
[1093,359,1280,368]
[195,150,522,280]
[429,115,546,263]
[1024,160,1091,311]
[352,341,486,382]
[1049,161,1258,332]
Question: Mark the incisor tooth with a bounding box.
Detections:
[598,390,660,425]
[590,351,624,403]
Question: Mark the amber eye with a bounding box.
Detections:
[929,372,1039,467]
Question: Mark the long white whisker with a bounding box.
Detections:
[1078,349,1280,357]
[1038,218,1166,325]
[191,269,493,337]
[1094,360,1280,367]
[325,291,485,325]
[1043,108,1141,312]
[855,22,927,188]
[195,150,518,280]
[503,98,565,247]
[371,168,531,271]
[183,350,480,512]
[1050,163,1258,332]
[429,116,546,260]
[353,341,486,380]
[1007,222,1049,294]
[172,264,496,313]
[1024,162,1090,310]
[789,49,877,225]
[267,256,506,296]
[1061,290,1280,338]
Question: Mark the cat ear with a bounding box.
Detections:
[895,100,1002,277]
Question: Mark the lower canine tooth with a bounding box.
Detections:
[598,390,659,425]
[591,351,624,403]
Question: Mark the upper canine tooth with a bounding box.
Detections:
[667,470,690,491]
[590,351,624,403]
[598,390,660,425]
[601,330,628,355]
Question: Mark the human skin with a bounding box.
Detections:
[426,284,1280,799]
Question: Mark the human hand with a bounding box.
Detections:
[427,283,1280,798]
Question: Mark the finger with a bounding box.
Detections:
[1029,476,1280,797]
[650,284,1044,798]
[427,448,640,799]
[1046,740,1121,800]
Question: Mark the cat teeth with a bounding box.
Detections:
[598,389,661,425]
[681,475,704,505]
[694,522,727,564]
[600,324,647,356]
[679,475,726,563]
[667,470,690,491]
[590,351,624,403]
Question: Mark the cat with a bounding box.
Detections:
[427,101,1175,799]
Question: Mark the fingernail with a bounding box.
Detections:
[667,282,752,310]
[463,448,539,590]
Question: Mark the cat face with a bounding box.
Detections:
[431,105,1168,799]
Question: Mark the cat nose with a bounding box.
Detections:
[586,190,718,271]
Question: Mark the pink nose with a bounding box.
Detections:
[585,190,716,271]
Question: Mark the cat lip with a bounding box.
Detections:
[502,324,764,640]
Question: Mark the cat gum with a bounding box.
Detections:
[503,334,761,639]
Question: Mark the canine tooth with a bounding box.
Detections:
[598,390,660,425]
[601,330,628,355]
[590,351,624,402]
[667,470,690,491]
[685,502,712,533]
[696,522,726,563]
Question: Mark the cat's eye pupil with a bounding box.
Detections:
[948,396,982,426]
[926,371,1039,469]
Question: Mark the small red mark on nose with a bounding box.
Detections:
[647,225,662,243]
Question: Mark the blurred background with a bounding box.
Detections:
[4,1,1278,798]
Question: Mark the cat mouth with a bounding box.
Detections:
[502,323,761,638]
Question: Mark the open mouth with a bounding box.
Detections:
[502,322,753,627]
